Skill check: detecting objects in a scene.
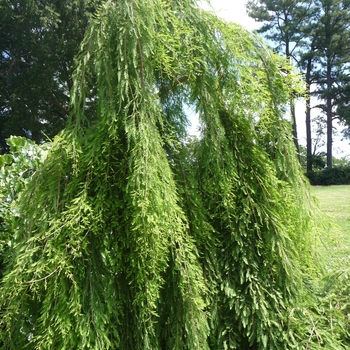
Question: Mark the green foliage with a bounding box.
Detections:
[299,145,327,171]
[246,0,310,58]
[0,1,323,349]
[307,166,350,185]
[0,137,50,280]
[0,0,102,152]
[308,185,350,348]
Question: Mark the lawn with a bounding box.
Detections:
[311,185,350,271]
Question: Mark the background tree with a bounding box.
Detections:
[246,0,313,154]
[247,0,350,170]
[298,13,320,172]
[312,0,350,167]
[0,0,101,153]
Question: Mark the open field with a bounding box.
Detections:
[311,185,350,271]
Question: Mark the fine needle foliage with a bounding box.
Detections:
[0,0,320,349]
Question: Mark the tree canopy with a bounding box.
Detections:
[0,0,102,153]
[0,1,322,349]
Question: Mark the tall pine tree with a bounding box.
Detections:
[246,0,313,155]
[312,0,350,167]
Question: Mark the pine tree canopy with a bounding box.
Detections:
[0,0,316,349]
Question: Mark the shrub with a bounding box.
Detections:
[306,166,350,186]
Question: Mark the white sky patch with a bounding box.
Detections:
[197,0,258,31]
[186,105,200,136]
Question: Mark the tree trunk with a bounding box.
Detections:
[285,41,299,156]
[306,58,313,172]
[291,97,300,157]
[326,59,333,168]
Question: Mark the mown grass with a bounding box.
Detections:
[311,185,350,271]
[299,186,350,348]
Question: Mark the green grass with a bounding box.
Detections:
[308,186,350,348]
[311,185,350,271]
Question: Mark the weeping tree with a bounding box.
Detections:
[0,0,318,349]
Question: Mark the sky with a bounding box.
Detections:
[198,0,258,31]
[196,1,350,158]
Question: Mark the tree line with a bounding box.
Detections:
[247,0,350,170]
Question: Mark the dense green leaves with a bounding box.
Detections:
[0,0,102,153]
[0,1,322,349]
[0,137,50,280]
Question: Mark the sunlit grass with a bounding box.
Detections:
[311,185,350,271]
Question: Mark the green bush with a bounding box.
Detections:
[306,166,350,185]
